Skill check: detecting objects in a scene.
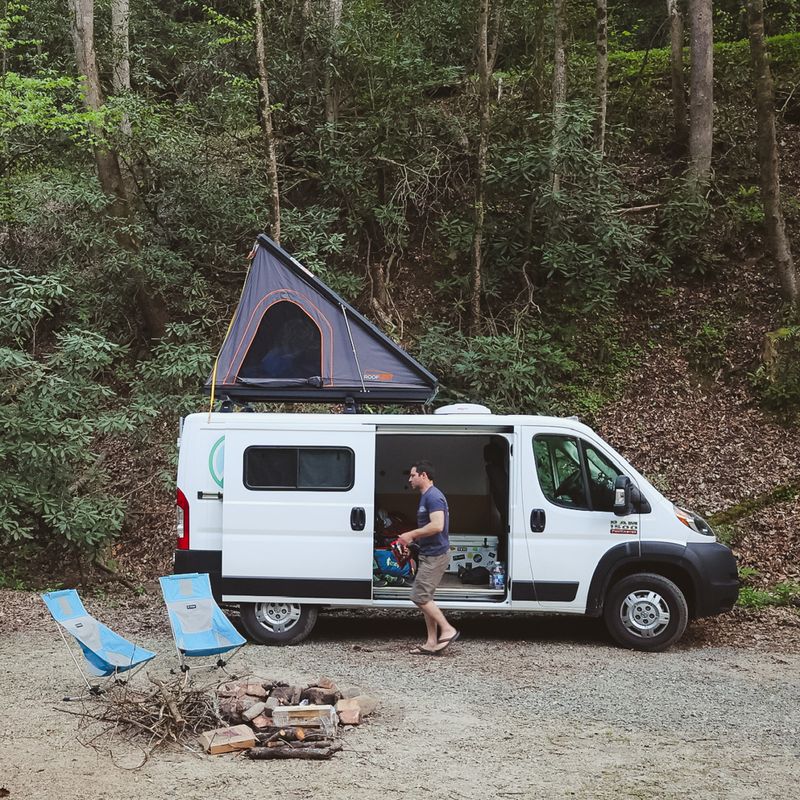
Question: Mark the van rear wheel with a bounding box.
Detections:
[604,573,688,652]
[240,602,318,645]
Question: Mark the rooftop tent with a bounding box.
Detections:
[206,235,438,404]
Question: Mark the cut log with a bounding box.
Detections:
[247,742,343,760]
[267,739,331,749]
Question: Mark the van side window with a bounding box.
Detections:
[244,447,354,491]
[533,435,589,510]
[533,436,624,512]
[582,442,622,512]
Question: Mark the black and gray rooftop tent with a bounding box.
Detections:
[205,235,438,404]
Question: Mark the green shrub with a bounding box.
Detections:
[417,321,574,414]
[737,581,800,609]
[751,325,800,415]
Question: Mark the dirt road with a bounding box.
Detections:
[1,596,799,800]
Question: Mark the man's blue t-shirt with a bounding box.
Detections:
[416,486,449,557]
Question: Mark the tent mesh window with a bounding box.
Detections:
[239,301,322,380]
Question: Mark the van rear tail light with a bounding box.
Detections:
[176,488,190,550]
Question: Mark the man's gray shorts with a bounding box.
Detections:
[410,552,450,604]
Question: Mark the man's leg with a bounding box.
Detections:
[415,601,440,649]
[418,600,456,648]
[410,553,456,651]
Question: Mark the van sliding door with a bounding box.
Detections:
[221,426,375,604]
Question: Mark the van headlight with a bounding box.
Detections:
[673,505,715,536]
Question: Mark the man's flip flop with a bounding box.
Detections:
[409,646,440,656]
[436,630,461,651]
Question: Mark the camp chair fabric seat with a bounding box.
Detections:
[42,590,156,678]
[159,573,246,660]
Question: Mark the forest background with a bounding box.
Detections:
[1,0,799,612]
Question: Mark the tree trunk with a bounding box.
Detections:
[688,0,713,188]
[530,1,548,113]
[110,0,130,92]
[68,0,167,340]
[325,0,342,126]
[551,0,567,194]
[667,0,688,152]
[594,0,608,155]
[253,0,281,243]
[469,0,491,336]
[747,0,799,305]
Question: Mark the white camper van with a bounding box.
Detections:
[174,404,738,652]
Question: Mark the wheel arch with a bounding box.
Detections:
[586,541,702,618]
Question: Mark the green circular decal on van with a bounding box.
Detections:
[209,436,225,488]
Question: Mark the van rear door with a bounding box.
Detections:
[221,425,375,604]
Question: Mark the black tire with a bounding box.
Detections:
[603,572,688,652]
[240,602,319,646]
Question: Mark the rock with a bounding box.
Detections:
[250,714,272,730]
[245,682,268,699]
[237,696,258,714]
[336,695,378,718]
[219,698,241,723]
[243,701,267,721]
[218,682,247,698]
[265,697,280,713]
[269,686,295,705]
[337,708,361,725]
[301,687,338,706]
[338,686,361,699]
[317,676,338,691]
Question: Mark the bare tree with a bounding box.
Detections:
[68,0,167,339]
[551,0,567,193]
[253,0,281,243]
[594,0,608,155]
[687,0,712,188]
[469,0,493,335]
[667,0,688,151]
[747,0,798,305]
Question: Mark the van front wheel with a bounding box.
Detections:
[240,602,318,645]
[604,573,688,652]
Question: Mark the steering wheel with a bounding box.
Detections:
[555,470,583,500]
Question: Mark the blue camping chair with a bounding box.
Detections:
[42,589,156,695]
[159,573,246,674]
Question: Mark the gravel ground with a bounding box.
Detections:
[1,594,799,800]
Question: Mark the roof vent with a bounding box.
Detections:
[434,403,492,415]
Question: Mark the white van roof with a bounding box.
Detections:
[182,411,598,437]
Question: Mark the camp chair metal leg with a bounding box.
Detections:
[53,620,102,699]
[216,644,244,676]
[112,660,149,688]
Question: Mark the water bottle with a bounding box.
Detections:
[490,561,505,590]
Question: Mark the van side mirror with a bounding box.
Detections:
[613,476,633,517]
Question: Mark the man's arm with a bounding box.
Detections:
[398,510,444,546]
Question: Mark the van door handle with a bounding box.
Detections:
[530,508,546,533]
[350,507,366,531]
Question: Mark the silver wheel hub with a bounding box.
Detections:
[254,602,302,633]
[620,590,671,638]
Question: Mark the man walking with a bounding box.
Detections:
[399,460,460,655]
